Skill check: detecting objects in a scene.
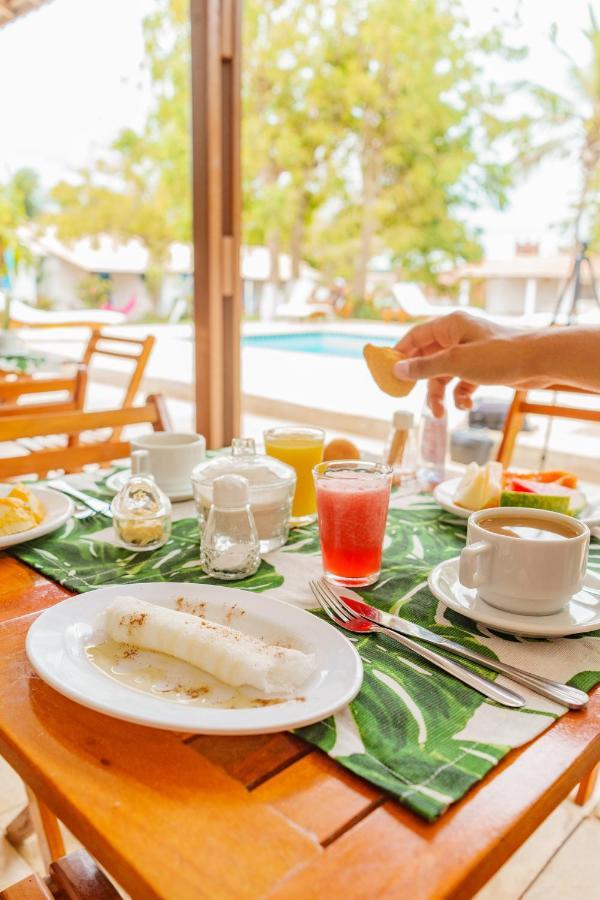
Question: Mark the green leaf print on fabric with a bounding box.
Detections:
[11,515,283,594]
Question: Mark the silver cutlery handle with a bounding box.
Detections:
[422,635,588,709]
[376,626,525,708]
[48,481,111,516]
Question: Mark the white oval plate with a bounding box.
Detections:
[428,557,600,637]
[105,469,193,502]
[26,582,363,734]
[0,485,74,550]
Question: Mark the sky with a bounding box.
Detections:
[0,0,595,259]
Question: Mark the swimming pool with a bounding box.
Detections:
[242,331,395,359]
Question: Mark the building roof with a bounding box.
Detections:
[453,254,600,282]
[0,1,52,29]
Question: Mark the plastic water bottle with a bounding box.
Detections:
[417,408,447,488]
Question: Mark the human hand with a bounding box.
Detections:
[393,312,532,416]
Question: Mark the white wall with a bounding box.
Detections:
[485,279,525,316]
[38,256,85,308]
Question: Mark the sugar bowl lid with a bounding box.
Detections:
[191,437,296,490]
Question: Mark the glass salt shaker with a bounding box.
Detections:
[111,450,172,551]
[200,474,261,581]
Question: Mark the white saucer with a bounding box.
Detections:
[428,557,600,637]
[105,469,193,503]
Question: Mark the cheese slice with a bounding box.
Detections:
[105,596,316,695]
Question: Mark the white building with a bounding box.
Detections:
[15,231,315,321]
[452,249,600,318]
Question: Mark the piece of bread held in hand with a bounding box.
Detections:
[363,344,415,397]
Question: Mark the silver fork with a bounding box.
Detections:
[310,580,525,708]
[321,580,589,709]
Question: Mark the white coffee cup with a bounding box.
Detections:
[131,432,206,495]
[459,507,590,616]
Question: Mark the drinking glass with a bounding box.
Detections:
[314,460,392,587]
[264,427,324,525]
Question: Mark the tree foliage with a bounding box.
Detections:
[0,168,41,278]
[47,0,533,298]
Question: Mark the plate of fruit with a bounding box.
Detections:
[433,462,595,523]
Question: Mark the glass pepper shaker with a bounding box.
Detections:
[200,474,261,581]
[111,450,172,551]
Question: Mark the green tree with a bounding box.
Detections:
[0,167,42,280]
[48,0,531,308]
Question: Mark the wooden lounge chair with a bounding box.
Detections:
[0,295,125,330]
[0,393,171,479]
[0,849,121,899]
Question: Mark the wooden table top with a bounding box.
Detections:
[1,554,599,900]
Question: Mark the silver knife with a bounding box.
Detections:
[340,594,589,709]
[47,480,112,518]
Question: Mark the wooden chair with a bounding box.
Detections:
[0,367,88,418]
[0,393,171,479]
[80,331,155,439]
[1,395,171,877]
[0,849,121,899]
[497,384,600,468]
[497,385,600,805]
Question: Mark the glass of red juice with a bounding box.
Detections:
[314,460,393,587]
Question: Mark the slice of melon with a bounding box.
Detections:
[508,479,586,516]
[363,344,414,397]
[500,491,570,514]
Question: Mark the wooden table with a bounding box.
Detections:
[1,555,599,900]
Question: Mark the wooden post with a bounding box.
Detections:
[190,0,242,448]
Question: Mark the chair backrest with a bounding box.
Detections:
[0,393,171,479]
[0,366,88,416]
[81,331,155,408]
[496,385,600,467]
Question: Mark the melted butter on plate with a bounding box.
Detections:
[86,638,285,709]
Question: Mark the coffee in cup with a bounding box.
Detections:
[459,506,589,616]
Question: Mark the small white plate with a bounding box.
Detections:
[26,582,363,734]
[433,477,471,520]
[428,557,600,637]
[0,485,73,550]
[105,469,193,502]
[433,476,597,527]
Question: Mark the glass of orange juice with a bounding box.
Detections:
[264,427,324,525]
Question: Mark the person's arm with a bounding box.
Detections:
[393,312,600,416]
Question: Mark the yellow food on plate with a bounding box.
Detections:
[454,462,503,511]
[0,485,46,537]
[363,344,414,398]
[323,438,361,462]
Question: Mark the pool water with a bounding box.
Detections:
[242,332,394,359]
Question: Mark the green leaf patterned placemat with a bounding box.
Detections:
[9,470,600,821]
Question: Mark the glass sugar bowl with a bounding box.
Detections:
[191,437,296,553]
[112,450,172,551]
